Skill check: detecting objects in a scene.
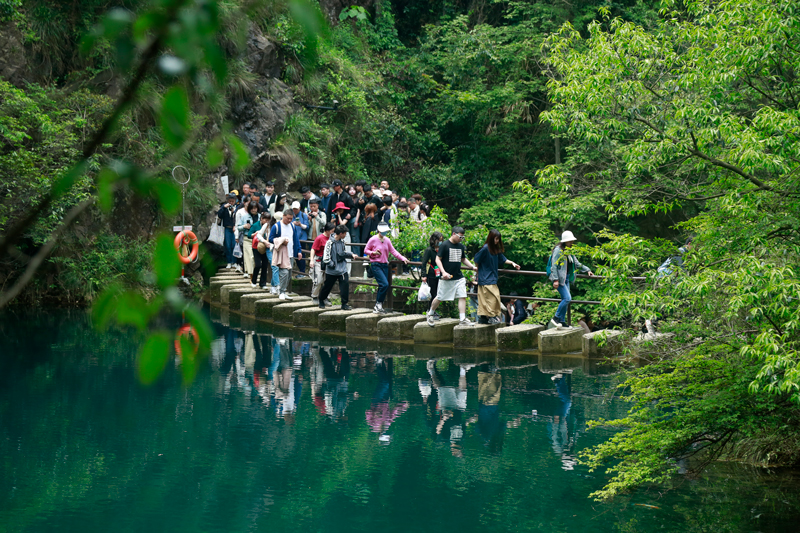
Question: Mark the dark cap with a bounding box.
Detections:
[332,179,343,187]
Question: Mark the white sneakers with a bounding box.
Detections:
[373,302,384,314]
[279,293,286,300]
[270,286,278,295]
[226,263,233,269]
[459,318,474,326]
[234,264,242,272]
[550,318,563,329]
[250,283,257,288]
[427,313,435,327]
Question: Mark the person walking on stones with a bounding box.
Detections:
[310,222,335,305]
[251,212,273,289]
[474,229,520,324]
[318,225,361,310]
[548,230,594,329]
[426,227,477,327]
[269,208,304,300]
[217,192,238,268]
[364,222,409,314]
[421,231,444,319]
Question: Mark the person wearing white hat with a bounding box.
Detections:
[292,200,310,278]
[363,222,409,313]
[548,230,594,328]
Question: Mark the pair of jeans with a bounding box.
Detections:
[296,242,308,274]
[319,273,349,305]
[266,249,279,287]
[279,268,291,294]
[252,249,269,287]
[371,262,389,304]
[223,227,236,264]
[555,282,572,324]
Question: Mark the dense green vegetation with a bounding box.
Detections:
[1,0,799,501]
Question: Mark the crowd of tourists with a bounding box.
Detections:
[216,179,690,330]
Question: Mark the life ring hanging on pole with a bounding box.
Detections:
[174,324,200,357]
[174,230,199,264]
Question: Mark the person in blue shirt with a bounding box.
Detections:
[474,229,520,324]
[291,201,310,278]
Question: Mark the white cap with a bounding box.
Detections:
[560,230,577,242]
[291,201,301,209]
[377,222,391,234]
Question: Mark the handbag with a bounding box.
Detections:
[233,242,243,258]
[418,281,431,301]
[208,217,224,246]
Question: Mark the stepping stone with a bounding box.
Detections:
[496,324,544,352]
[208,280,251,301]
[273,300,317,323]
[293,306,331,328]
[454,323,504,347]
[413,318,460,344]
[539,326,584,354]
[318,308,371,332]
[289,276,313,296]
[583,329,624,357]
[254,297,309,320]
[228,287,269,310]
[377,314,428,340]
[221,284,258,305]
[346,312,404,337]
[240,292,275,315]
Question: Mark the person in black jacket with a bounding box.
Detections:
[217,192,238,268]
[506,292,528,325]
[325,179,355,234]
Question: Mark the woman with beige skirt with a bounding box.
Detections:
[473,229,520,324]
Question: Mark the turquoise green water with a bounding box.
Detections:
[1,309,799,533]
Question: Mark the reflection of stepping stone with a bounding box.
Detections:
[413,318,460,344]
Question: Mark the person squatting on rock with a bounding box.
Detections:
[364,222,409,314]
[548,230,594,329]
[474,229,520,324]
[310,222,336,305]
[318,225,363,310]
[426,226,478,327]
[269,208,304,300]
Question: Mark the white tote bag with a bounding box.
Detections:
[418,281,431,301]
[208,217,224,246]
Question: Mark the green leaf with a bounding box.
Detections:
[226,133,250,172]
[152,180,181,214]
[91,284,123,330]
[116,291,151,331]
[204,41,227,85]
[178,335,198,384]
[96,167,117,212]
[51,161,89,198]
[184,304,213,353]
[153,233,182,289]
[137,331,171,385]
[206,136,224,168]
[160,85,190,149]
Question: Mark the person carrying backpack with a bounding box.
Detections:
[548,231,594,328]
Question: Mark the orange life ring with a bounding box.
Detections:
[174,230,199,264]
[174,324,200,357]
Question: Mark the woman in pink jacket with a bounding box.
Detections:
[363,222,409,314]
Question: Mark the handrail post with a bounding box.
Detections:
[387,260,393,310]
[567,302,572,327]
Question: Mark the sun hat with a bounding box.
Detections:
[377,222,391,234]
[291,201,301,209]
[257,241,267,254]
[560,230,577,243]
[333,201,349,211]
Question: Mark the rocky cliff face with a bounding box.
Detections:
[0,22,29,85]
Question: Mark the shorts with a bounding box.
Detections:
[436,277,467,301]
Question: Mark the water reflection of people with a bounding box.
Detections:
[475,365,504,453]
[316,347,351,422]
[548,372,575,470]
[273,338,301,421]
[427,359,470,457]
[365,357,408,443]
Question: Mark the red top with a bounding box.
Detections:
[311,234,329,261]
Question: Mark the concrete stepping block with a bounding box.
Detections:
[211,272,245,281]
[254,297,309,320]
[539,326,584,354]
[209,280,251,301]
[346,312,404,337]
[414,318,460,344]
[377,314,428,340]
[289,276,313,296]
[318,308,371,332]
[228,287,270,310]
[293,306,332,328]
[221,284,257,305]
[496,324,544,351]
[240,293,275,315]
[273,300,317,323]
[583,329,624,357]
[454,323,504,347]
